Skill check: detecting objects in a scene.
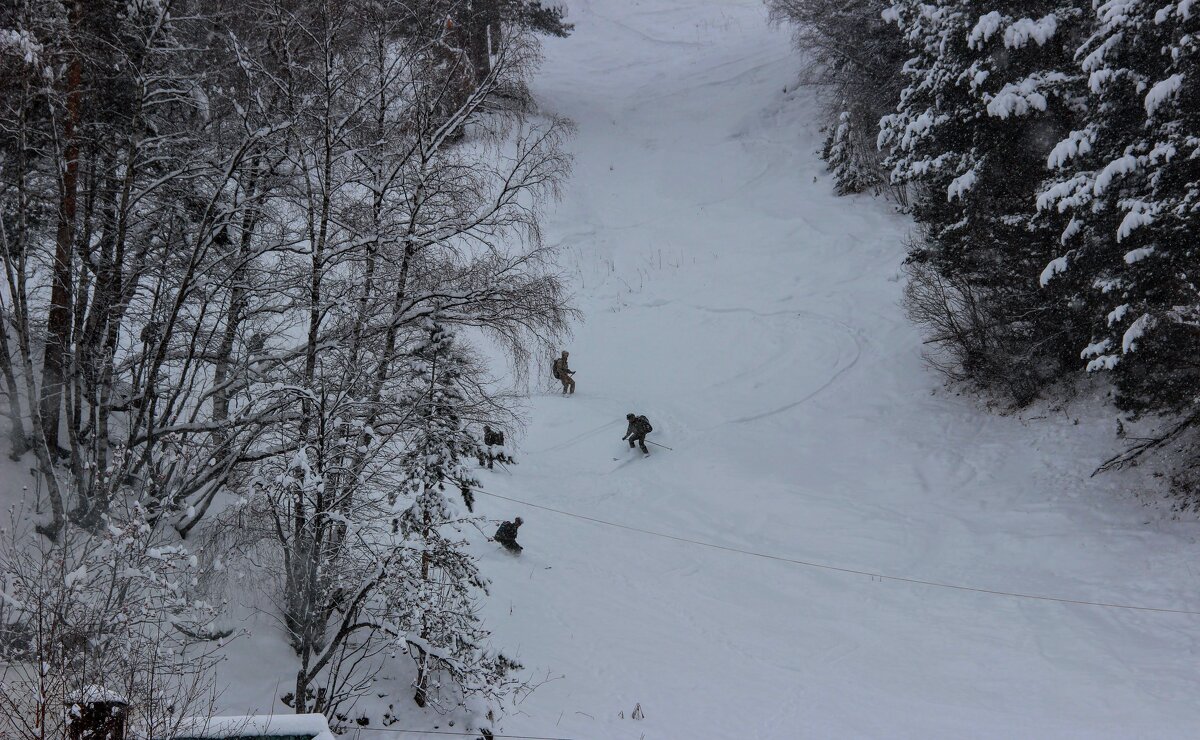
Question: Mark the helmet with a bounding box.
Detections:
[626,413,635,420]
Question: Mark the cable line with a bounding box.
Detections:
[472,486,1200,616]
[524,419,622,454]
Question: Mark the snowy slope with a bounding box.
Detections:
[462,0,1200,738]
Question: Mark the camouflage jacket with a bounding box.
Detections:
[495,520,522,542]
[624,415,652,438]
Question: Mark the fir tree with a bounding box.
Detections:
[823,109,883,195]
[1038,0,1200,417]
[394,319,515,709]
[881,0,1087,401]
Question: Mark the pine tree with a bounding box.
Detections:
[1038,0,1200,417]
[394,319,515,710]
[507,1,573,37]
[823,109,883,195]
[881,0,1087,401]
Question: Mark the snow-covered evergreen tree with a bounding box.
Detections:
[0,504,225,740]
[1038,0,1200,417]
[823,109,884,195]
[881,0,1086,400]
[397,320,484,518]
[508,1,574,37]
[394,319,515,710]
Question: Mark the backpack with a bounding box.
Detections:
[637,415,652,433]
[552,357,563,380]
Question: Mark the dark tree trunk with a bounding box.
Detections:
[467,0,498,80]
[0,302,27,459]
[41,0,84,457]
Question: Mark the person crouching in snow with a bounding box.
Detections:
[494,517,523,554]
[478,425,514,470]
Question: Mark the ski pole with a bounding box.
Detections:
[648,440,673,451]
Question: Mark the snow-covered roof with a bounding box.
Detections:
[168,714,334,740]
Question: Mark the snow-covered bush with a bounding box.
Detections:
[0,506,226,740]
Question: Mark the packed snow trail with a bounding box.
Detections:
[469,0,1200,738]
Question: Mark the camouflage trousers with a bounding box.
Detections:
[495,535,522,554]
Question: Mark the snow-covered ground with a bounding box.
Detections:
[462,0,1200,737]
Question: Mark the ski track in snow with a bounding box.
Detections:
[192,0,1200,737]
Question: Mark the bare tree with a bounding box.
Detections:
[197,0,573,724]
[3,0,573,729]
[0,0,287,537]
[0,503,227,740]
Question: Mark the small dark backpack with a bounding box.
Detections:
[552,358,563,379]
[637,415,652,433]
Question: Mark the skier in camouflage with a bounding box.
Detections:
[552,351,575,395]
[494,517,523,554]
[622,413,653,454]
